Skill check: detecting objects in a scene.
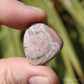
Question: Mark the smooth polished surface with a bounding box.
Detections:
[24,23,63,65]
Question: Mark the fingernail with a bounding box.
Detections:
[29,76,49,84]
[28,6,47,17]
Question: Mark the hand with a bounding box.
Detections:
[0,0,59,84]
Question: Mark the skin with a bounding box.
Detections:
[0,0,59,84]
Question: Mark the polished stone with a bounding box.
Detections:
[23,23,63,65]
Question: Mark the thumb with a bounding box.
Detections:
[0,57,59,84]
[0,0,47,30]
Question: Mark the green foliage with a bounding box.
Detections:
[0,0,84,84]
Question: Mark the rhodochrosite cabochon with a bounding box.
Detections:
[23,23,63,65]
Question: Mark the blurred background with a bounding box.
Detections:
[0,0,84,84]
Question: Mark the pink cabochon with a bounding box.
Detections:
[23,23,63,65]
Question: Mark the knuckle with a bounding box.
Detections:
[0,59,18,84]
[0,68,7,84]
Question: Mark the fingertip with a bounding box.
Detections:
[27,6,47,22]
[27,65,59,84]
[40,66,59,84]
[0,1,47,30]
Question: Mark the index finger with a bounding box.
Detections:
[0,0,47,30]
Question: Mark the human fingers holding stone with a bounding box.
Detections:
[0,0,63,84]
